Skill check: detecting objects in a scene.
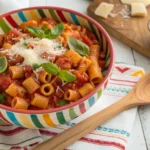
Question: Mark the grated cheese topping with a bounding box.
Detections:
[2,37,67,66]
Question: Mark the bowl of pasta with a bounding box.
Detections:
[0,6,114,128]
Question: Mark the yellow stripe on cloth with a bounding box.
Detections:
[132,71,144,77]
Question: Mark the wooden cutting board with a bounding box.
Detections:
[87,0,150,58]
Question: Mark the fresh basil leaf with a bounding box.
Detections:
[32,63,40,70]
[0,56,7,74]
[45,23,64,39]
[27,26,44,38]
[68,37,89,56]
[26,23,64,40]
[58,99,68,106]
[40,62,76,82]
[41,62,60,75]
[46,34,60,39]
[51,23,64,36]
[0,92,6,104]
[44,28,51,35]
[58,70,76,82]
[41,24,49,31]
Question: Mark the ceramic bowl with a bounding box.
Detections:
[0,6,114,128]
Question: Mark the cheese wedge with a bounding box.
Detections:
[121,0,150,7]
[131,3,147,17]
[94,2,114,18]
[121,0,131,5]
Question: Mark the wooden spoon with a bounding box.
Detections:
[33,73,150,150]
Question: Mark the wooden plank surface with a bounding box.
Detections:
[87,0,150,58]
[132,49,150,150]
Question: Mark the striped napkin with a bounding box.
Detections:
[0,64,145,150]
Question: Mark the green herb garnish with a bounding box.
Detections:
[32,63,40,70]
[27,23,64,40]
[68,37,89,56]
[41,24,49,31]
[58,70,76,82]
[0,92,6,104]
[41,62,60,75]
[0,56,7,74]
[58,99,68,106]
[23,42,28,46]
[41,62,76,82]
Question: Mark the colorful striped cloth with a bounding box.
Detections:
[0,64,145,150]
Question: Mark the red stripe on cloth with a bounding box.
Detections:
[29,142,39,147]
[80,137,125,150]
[0,127,26,136]
[110,78,137,83]
[115,67,130,73]
[56,10,67,22]
[5,15,19,28]
[39,129,57,136]
[10,146,22,149]
[40,130,125,150]
[109,82,134,87]
[10,146,28,150]
[90,132,127,143]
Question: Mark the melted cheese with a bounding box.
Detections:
[5,37,67,66]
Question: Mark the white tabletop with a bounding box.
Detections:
[12,0,150,149]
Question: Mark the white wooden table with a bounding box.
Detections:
[16,0,150,149]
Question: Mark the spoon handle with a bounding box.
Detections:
[33,90,139,150]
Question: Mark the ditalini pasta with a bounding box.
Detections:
[0,18,106,110]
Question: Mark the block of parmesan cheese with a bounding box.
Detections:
[121,0,150,7]
[121,0,131,5]
[131,3,147,17]
[94,2,114,18]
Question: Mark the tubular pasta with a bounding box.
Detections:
[88,56,103,84]
[22,77,40,94]
[38,71,51,84]
[11,97,29,110]
[89,45,100,59]
[77,57,92,72]
[64,89,81,101]
[63,50,82,67]
[9,66,24,79]
[31,93,49,109]
[78,83,94,97]
[40,83,54,96]
[5,83,27,97]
